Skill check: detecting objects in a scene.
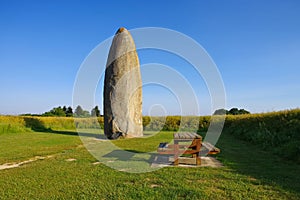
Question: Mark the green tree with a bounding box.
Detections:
[229,108,239,115]
[63,106,67,113]
[238,109,250,115]
[82,110,91,117]
[74,105,84,117]
[53,106,66,116]
[213,108,250,115]
[74,106,90,117]
[42,106,66,117]
[228,108,250,115]
[66,106,73,117]
[91,106,100,117]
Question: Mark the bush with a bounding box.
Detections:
[0,116,30,134]
[223,109,300,163]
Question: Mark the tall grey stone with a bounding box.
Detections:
[104,27,143,139]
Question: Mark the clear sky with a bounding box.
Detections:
[0,0,299,115]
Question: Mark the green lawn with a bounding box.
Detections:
[0,131,81,163]
[0,130,299,199]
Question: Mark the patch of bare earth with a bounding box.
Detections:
[0,155,52,170]
[151,156,223,168]
[65,158,76,162]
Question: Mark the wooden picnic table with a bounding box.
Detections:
[157,132,221,166]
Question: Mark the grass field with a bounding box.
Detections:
[0,128,299,199]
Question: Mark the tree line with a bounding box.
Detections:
[21,106,249,117]
[213,108,250,115]
[21,106,101,117]
[42,105,101,117]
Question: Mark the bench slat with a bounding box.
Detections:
[174,132,201,139]
[201,142,220,153]
[158,149,200,155]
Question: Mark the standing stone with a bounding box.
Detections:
[104,27,143,139]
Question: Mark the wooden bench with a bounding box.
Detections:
[201,142,220,155]
[158,132,202,165]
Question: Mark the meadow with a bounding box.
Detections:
[0,109,299,199]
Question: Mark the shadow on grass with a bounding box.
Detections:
[51,130,107,139]
[24,117,52,132]
[102,149,158,163]
[24,117,107,139]
[216,133,300,195]
[103,150,137,161]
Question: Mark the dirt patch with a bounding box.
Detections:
[0,144,85,171]
[0,156,46,170]
[150,184,160,188]
[200,157,223,168]
[65,158,76,162]
[151,156,223,168]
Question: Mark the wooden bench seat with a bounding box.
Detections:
[201,142,220,155]
[158,149,200,155]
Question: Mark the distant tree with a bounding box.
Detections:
[53,106,66,117]
[82,110,91,117]
[213,109,228,115]
[74,105,91,117]
[238,109,250,115]
[74,105,84,117]
[20,113,33,116]
[20,113,41,116]
[42,106,66,117]
[213,108,250,116]
[228,108,239,115]
[63,106,67,113]
[66,106,73,117]
[228,108,250,115]
[91,106,100,117]
[42,112,53,117]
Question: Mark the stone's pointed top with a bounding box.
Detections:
[107,27,135,66]
[116,27,127,34]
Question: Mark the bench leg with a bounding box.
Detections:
[196,157,201,165]
[174,158,179,165]
[174,152,179,165]
[193,153,201,165]
[173,143,179,166]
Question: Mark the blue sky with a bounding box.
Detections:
[0,0,299,115]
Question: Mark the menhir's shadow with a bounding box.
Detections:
[24,117,51,132]
[52,130,108,139]
[102,149,158,163]
[23,117,106,139]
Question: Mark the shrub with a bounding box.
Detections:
[223,109,300,163]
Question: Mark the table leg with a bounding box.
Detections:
[174,143,179,165]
